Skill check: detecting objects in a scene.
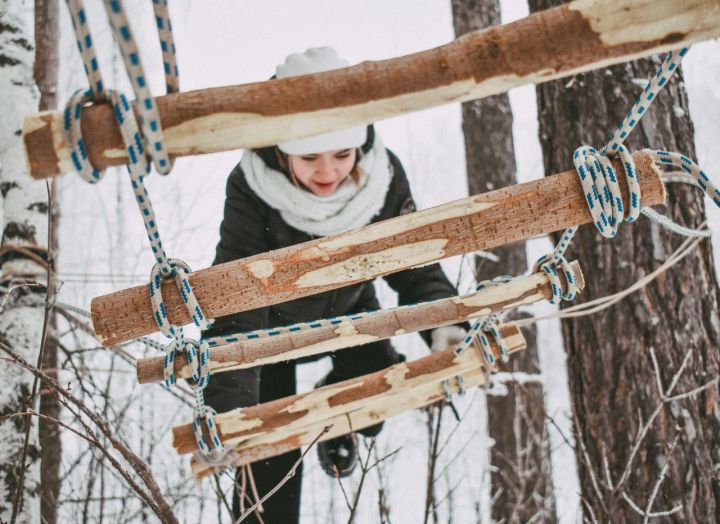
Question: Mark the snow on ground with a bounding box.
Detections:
[52,0,719,521]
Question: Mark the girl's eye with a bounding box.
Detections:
[300,156,317,162]
[335,151,352,159]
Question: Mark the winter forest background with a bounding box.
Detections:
[2,0,720,522]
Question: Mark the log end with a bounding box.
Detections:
[571,260,586,292]
[632,149,667,207]
[23,111,63,180]
[89,295,109,345]
[136,356,163,385]
[634,149,667,206]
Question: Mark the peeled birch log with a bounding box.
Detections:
[190,366,489,479]
[136,261,583,384]
[173,324,524,456]
[92,151,663,345]
[23,0,720,179]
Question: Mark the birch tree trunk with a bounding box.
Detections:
[530,0,720,521]
[451,2,557,521]
[33,0,60,522]
[0,0,47,521]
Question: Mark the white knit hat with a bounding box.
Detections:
[276,47,367,155]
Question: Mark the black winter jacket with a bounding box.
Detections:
[206,140,459,346]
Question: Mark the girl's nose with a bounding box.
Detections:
[316,156,336,176]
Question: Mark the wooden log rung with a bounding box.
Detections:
[136,261,583,384]
[191,366,488,480]
[172,324,525,457]
[92,151,663,346]
[23,0,720,179]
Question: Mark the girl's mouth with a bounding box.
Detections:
[314,181,336,193]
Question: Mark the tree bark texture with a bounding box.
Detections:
[34,1,60,522]
[0,0,47,522]
[452,1,557,521]
[530,0,720,522]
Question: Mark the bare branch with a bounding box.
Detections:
[235,425,331,523]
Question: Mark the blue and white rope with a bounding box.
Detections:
[102,0,173,175]
[104,0,172,175]
[191,403,225,458]
[152,0,180,94]
[535,47,719,301]
[603,49,689,155]
[642,150,719,237]
[62,0,221,458]
[66,0,104,100]
[453,275,515,370]
[204,309,384,348]
[64,88,105,183]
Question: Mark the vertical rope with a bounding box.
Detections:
[536,48,692,304]
[61,0,220,459]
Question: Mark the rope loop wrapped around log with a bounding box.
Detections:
[62,0,227,464]
[453,275,515,370]
[149,259,213,387]
[574,143,641,237]
[64,88,105,183]
[533,252,580,305]
[191,398,225,460]
[535,46,719,300]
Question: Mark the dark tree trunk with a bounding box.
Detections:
[35,3,60,522]
[451,1,557,522]
[529,1,720,522]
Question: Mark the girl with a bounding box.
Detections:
[205,47,466,523]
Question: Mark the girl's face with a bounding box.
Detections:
[288,148,356,196]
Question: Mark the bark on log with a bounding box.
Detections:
[531,0,720,520]
[22,0,720,179]
[92,152,662,345]
[190,365,490,480]
[136,261,583,384]
[452,1,558,521]
[172,325,525,456]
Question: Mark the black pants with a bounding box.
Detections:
[204,339,403,523]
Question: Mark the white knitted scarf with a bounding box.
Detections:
[242,137,392,237]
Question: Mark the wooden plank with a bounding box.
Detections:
[190,366,488,479]
[172,324,525,455]
[92,151,663,345]
[23,0,720,179]
[136,261,583,384]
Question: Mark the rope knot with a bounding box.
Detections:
[149,258,214,336]
[573,143,641,238]
[191,404,226,460]
[533,251,581,305]
[455,275,515,371]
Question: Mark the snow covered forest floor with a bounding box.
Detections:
[9,0,719,522]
